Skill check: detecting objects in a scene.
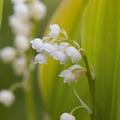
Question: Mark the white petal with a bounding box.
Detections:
[49,24,60,39]
[59,70,76,83]
[59,64,83,83]
[0,90,15,107]
[35,54,47,64]
[59,69,69,77]
[51,51,67,64]
[43,43,54,53]
[58,42,69,51]
[60,113,76,120]
[66,46,81,63]
[68,64,82,71]
[14,35,30,51]
[31,38,44,52]
[0,47,16,63]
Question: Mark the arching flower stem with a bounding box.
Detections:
[80,49,96,120]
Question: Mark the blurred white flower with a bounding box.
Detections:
[51,50,67,64]
[59,64,83,83]
[14,35,30,52]
[11,0,26,4]
[31,38,44,52]
[0,90,15,107]
[30,0,46,20]
[14,3,29,19]
[60,113,76,120]
[35,54,47,64]
[13,57,27,75]
[0,47,16,63]
[66,46,81,63]
[9,16,31,36]
[49,24,61,39]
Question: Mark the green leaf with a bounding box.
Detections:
[82,0,120,120]
[39,0,90,120]
[0,0,3,28]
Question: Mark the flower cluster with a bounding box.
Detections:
[0,0,46,107]
[0,0,46,76]
[31,24,84,84]
[31,24,87,120]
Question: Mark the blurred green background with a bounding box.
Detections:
[0,0,61,120]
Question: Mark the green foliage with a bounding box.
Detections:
[0,0,3,27]
[82,0,120,120]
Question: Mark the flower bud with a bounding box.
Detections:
[59,64,83,83]
[30,0,46,20]
[49,24,61,39]
[60,113,76,120]
[0,47,16,63]
[14,3,29,19]
[14,35,30,52]
[51,50,67,64]
[66,46,81,63]
[35,54,47,64]
[43,43,55,54]
[0,90,15,107]
[31,38,44,52]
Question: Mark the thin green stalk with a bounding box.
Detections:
[24,64,36,120]
[80,49,96,120]
[25,76,36,120]
[70,106,83,114]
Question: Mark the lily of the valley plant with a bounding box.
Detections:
[31,24,96,120]
[0,1,96,120]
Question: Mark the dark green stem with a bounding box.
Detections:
[80,49,96,120]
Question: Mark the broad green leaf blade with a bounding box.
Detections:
[39,0,89,120]
[0,0,3,28]
[82,0,120,120]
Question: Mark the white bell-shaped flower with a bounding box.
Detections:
[35,54,47,64]
[14,35,30,52]
[59,70,76,83]
[30,0,46,20]
[0,90,15,107]
[31,38,44,52]
[13,57,27,75]
[60,113,76,120]
[43,43,55,53]
[51,50,67,64]
[59,64,82,83]
[66,46,81,63]
[49,24,61,39]
[0,47,16,63]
